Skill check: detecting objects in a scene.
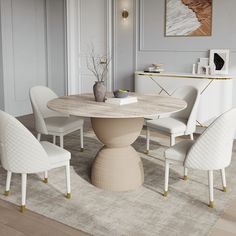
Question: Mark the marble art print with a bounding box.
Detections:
[165,0,212,36]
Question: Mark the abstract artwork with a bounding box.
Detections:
[209,49,230,75]
[165,0,212,36]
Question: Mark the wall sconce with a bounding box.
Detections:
[122,9,129,20]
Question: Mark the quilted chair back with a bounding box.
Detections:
[0,110,50,174]
[171,86,200,134]
[29,86,68,134]
[185,108,236,170]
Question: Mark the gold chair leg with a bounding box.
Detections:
[183,175,188,181]
[4,191,10,196]
[209,201,214,208]
[163,191,168,197]
[20,205,26,213]
[66,193,71,199]
[223,187,227,192]
[80,148,84,152]
[43,178,48,184]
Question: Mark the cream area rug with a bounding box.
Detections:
[0,130,236,236]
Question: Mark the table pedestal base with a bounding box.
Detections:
[91,117,144,191]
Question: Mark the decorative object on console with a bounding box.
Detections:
[197,58,209,75]
[209,49,230,75]
[165,0,212,36]
[195,57,216,75]
[87,46,111,102]
[145,64,164,73]
[192,63,196,74]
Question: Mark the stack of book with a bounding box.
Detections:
[105,96,138,105]
[144,64,164,73]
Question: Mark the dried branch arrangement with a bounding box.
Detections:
[87,47,111,82]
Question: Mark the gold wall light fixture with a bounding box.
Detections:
[122,9,129,19]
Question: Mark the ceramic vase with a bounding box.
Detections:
[93,81,106,102]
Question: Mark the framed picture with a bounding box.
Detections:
[165,0,212,37]
[209,49,230,75]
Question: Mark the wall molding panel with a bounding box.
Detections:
[66,0,113,94]
[0,0,66,116]
[66,0,81,95]
[113,0,136,91]
[0,0,48,116]
[46,0,67,96]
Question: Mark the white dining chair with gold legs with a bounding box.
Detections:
[146,86,200,180]
[30,86,83,183]
[163,108,236,208]
[0,110,71,213]
[30,86,84,150]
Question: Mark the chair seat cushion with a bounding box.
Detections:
[146,117,187,134]
[45,116,83,134]
[165,140,194,163]
[41,141,71,165]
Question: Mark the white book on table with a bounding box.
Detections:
[105,96,138,105]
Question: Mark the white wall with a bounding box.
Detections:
[0,0,66,116]
[46,0,67,96]
[113,0,136,90]
[0,0,47,116]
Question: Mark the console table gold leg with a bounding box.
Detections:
[200,79,214,95]
[149,76,171,96]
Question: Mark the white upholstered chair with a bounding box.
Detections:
[146,86,200,179]
[164,108,236,208]
[0,110,71,212]
[29,86,84,150]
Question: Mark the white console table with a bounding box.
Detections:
[135,71,235,127]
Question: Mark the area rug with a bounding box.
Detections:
[0,130,236,236]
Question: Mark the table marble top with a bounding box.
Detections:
[48,93,187,118]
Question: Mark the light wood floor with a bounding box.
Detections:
[0,199,89,236]
[0,114,235,236]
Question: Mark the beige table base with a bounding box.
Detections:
[91,117,144,191]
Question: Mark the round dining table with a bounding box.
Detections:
[48,93,187,192]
